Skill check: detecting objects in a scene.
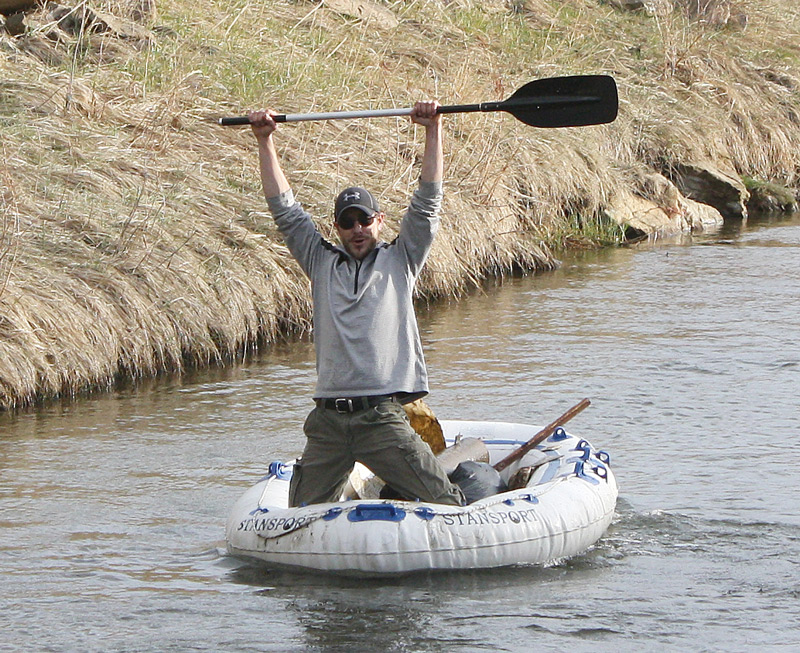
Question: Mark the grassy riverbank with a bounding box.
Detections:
[2,0,799,409]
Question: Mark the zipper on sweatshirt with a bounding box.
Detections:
[353,260,362,294]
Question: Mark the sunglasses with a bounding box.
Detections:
[336,213,377,230]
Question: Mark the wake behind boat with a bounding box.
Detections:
[226,418,617,575]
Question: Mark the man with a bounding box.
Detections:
[249,101,464,508]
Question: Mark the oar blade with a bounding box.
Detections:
[501,75,618,127]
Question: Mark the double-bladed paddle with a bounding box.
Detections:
[217,75,618,128]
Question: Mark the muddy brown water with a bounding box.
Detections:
[2,214,799,651]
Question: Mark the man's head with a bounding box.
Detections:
[333,187,385,260]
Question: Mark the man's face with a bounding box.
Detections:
[335,209,384,261]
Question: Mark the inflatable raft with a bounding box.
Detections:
[226,420,617,575]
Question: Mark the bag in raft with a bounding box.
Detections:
[449,461,507,504]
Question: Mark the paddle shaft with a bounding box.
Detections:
[218,96,600,126]
[493,398,591,472]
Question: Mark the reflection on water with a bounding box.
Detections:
[1,213,799,651]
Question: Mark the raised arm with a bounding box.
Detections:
[410,101,443,184]
[249,109,291,199]
[249,109,323,277]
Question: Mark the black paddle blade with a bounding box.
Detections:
[500,75,618,127]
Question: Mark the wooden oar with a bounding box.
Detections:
[493,398,591,472]
[217,75,618,128]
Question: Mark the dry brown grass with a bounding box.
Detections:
[1,0,799,409]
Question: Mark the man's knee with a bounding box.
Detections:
[289,458,351,507]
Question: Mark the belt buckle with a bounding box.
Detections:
[334,398,354,414]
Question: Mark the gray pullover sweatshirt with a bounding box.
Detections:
[267,181,442,400]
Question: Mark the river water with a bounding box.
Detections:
[1,214,799,652]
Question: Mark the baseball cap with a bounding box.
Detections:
[334,187,380,221]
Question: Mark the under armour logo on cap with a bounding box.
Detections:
[335,186,380,221]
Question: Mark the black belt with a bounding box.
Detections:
[317,395,395,413]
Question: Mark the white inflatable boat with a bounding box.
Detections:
[226,420,617,575]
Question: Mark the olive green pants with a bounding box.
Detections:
[288,398,465,507]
